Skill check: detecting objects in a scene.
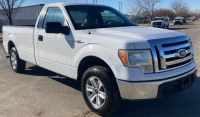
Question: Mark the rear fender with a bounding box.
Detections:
[7,34,18,53]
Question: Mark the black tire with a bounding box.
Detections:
[163,24,165,29]
[10,47,26,73]
[81,66,122,116]
[167,26,169,29]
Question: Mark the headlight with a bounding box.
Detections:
[119,50,153,73]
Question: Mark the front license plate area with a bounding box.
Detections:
[181,76,192,90]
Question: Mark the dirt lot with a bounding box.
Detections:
[0,20,200,117]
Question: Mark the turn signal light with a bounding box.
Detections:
[119,51,128,66]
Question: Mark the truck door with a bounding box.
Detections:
[37,7,74,78]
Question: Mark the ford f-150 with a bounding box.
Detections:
[2,3,197,116]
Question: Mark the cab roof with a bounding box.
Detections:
[46,2,107,7]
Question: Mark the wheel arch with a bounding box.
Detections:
[74,44,122,81]
[7,34,18,54]
[8,40,16,54]
[77,56,115,82]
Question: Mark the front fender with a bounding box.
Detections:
[73,44,123,78]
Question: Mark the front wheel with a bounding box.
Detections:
[81,66,122,116]
[10,47,26,73]
[163,24,165,29]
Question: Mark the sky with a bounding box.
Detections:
[24,0,200,14]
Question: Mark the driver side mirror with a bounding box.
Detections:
[45,22,70,35]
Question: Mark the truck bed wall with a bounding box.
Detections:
[3,26,36,64]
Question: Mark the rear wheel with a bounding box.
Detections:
[10,47,26,73]
[81,66,122,116]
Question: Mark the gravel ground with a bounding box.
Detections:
[0,20,200,117]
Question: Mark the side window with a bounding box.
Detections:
[42,7,65,29]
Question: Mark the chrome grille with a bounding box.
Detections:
[148,36,194,73]
[153,22,161,25]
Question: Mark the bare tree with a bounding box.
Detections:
[196,9,200,18]
[170,0,189,17]
[154,8,176,19]
[125,0,141,20]
[0,0,26,25]
[136,0,163,19]
[192,9,200,18]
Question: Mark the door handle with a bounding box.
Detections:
[38,35,43,41]
[77,40,84,44]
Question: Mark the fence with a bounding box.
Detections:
[134,17,151,24]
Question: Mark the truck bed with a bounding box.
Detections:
[3,25,36,64]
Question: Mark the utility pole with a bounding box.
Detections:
[121,2,122,13]
[93,0,97,3]
[119,1,120,12]
[119,1,122,13]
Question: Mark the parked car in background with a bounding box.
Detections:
[174,17,183,25]
[192,18,196,21]
[151,17,170,29]
[193,17,198,20]
[183,18,187,24]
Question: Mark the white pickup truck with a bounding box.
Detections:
[151,17,170,29]
[2,3,197,116]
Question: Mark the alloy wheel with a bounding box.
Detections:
[11,52,17,70]
[86,76,106,109]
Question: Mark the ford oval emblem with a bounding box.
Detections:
[178,49,187,58]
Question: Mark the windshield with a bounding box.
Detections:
[65,5,136,30]
[175,19,181,20]
[153,18,164,21]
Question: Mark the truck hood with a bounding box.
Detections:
[90,26,187,49]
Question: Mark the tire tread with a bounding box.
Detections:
[82,66,122,116]
[10,47,26,73]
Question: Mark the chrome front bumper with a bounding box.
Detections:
[117,68,197,100]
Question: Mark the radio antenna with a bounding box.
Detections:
[86,0,91,34]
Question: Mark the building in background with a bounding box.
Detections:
[0,4,44,32]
